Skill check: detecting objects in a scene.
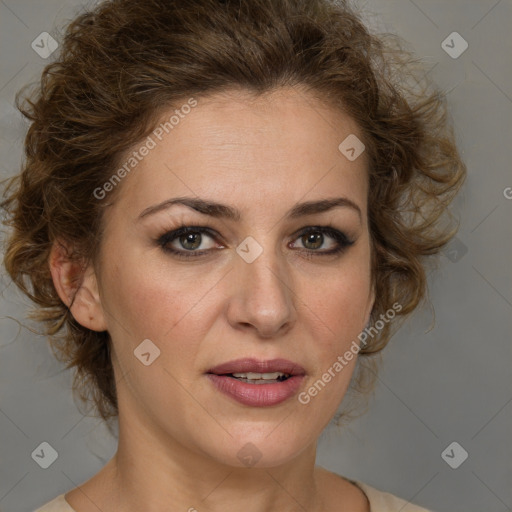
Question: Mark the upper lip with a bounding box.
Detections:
[207,358,306,376]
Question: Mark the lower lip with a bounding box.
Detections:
[207,374,305,407]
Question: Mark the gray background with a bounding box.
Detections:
[0,1,511,511]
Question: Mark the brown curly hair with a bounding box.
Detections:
[0,0,466,424]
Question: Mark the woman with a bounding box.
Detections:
[1,0,466,510]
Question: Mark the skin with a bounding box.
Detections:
[50,86,374,512]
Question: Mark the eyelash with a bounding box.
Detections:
[156,224,355,260]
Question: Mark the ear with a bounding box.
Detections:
[49,239,108,332]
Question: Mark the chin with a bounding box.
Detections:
[203,424,317,469]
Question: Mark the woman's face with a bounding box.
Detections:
[92,87,375,467]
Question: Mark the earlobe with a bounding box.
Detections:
[49,240,108,332]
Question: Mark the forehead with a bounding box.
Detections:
[109,87,369,223]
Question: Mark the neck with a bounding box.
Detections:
[101,411,324,512]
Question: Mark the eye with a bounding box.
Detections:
[157,225,221,258]
[290,226,355,257]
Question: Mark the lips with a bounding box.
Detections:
[207,358,306,377]
[206,358,306,407]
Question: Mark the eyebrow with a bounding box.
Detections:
[138,196,362,223]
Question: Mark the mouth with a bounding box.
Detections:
[223,371,292,384]
[207,358,306,380]
[206,358,306,407]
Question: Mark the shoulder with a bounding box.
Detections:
[349,479,435,512]
[317,466,434,512]
[34,494,76,512]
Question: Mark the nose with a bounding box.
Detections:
[226,241,297,339]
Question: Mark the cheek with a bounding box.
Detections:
[304,284,367,388]
[298,258,372,347]
[100,250,222,369]
[100,253,214,416]
[298,267,370,406]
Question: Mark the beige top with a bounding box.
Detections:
[34,480,433,511]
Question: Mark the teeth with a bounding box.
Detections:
[231,372,290,380]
